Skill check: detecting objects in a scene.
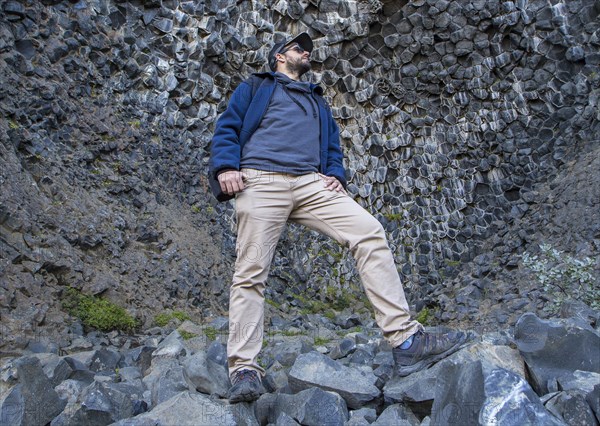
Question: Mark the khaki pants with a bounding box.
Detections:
[227,169,422,377]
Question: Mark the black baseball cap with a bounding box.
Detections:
[268,32,313,71]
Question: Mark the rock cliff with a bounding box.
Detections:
[0,0,598,354]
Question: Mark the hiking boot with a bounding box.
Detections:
[227,369,265,403]
[393,329,470,377]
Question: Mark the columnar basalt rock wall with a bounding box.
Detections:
[0,0,598,346]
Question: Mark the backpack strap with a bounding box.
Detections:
[245,74,266,98]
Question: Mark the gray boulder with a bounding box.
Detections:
[288,351,380,409]
[64,350,96,369]
[431,361,564,425]
[50,380,140,426]
[559,300,600,329]
[543,390,597,425]
[62,356,95,383]
[587,384,600,422]
[0,356,66,426]
[151,330,187,360]
[372,403,420,425]
[348,407,377,424]
[182,350,229,397]
[33,353,73,387]
[274,411,301,425]
[88,348,122,374]
[269,339,312,367]
[116,367,143,386]
[122,346,155,375]
[112,391,258,426]
[142,360,195,407]
[514,313,600,395]
[263,360,290,393]
[206,341,228,368]
[255,387,348,426]
[334,313,362,329]
[557,370,600,396]
[54,379,88,404]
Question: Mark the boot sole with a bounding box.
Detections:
[227,384,265,403]
[228,390,261,403]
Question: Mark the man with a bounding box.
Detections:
[210,33,469,403]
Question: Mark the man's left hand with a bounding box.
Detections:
[319,173,347,194]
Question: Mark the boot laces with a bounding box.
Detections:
[232,369,258,385]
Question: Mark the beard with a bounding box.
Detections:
[287,56,311,76]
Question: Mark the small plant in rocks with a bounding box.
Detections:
[203,326,218,341]
[522,244,598,313]
[62,288,137,332]
[178,330,197,340]
[154,310,190,326]
[314,336,330,346]
[416,307,435,326]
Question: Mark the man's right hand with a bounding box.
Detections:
[218,170,245,195]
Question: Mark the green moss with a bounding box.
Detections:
[172,311,190,322]
[384,213,402,221]
[416,307,432,326]
[8,120,19,130]
[323,310,335,320]
[282,330,305,337]
[204,326,218,341]
[311,300,329,312]
[154,313,171,327]
[445,259,461,267]
[324,248,343,262]
[332,292,353,311]
[154,310,190,327]
[178,330,197,340]
[314,337,330,346]
[62,288,137,332]
[265,298,279,308]
[191,205,201,213]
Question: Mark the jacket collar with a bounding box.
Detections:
[252,71,324,95]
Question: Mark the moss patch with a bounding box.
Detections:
[416,307,433,326]
[203,326,218,341]
[178,330,197,340]
[62,288,137,332]
[314,336,330,346]
[154,310,190,327]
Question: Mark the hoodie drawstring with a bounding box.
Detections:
[282,85,318,118]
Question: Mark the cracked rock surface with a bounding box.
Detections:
[0,3,598,421]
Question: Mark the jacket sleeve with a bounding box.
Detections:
[209,82,252,177]
[325,114,348,188]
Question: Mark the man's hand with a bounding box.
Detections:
[319,173,347,194]
[218,170,245,195]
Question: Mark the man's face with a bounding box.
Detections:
[278,43,311,75]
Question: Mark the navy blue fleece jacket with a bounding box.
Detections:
[209,72,347,187]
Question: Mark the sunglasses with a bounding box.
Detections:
[279,45,306,55]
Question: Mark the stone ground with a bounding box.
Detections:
[1,309,599,425]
